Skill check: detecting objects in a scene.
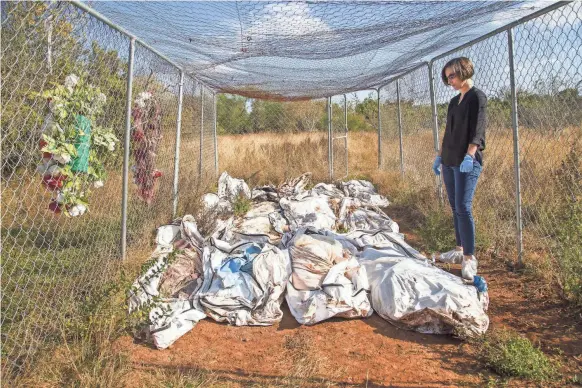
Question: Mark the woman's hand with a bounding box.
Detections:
[432,155,442,175]
[460,154,474,173]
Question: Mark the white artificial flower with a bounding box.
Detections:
[55,191,65,204]
[64,74,79,92]
[107,142,115,152]
[53,153,71,164]
[69,204,87,217]
[134,91,152,109]
[93,180,104,189]
[140,91,152,101]
[97,92,106,106]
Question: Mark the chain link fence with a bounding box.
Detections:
[0,2,216,378]
[330,95,348,181]
[216,94,345,185]
[378,2,581,296]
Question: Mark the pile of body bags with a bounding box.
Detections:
[128,172,489,349]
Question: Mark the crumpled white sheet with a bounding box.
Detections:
[309,182,345,199]
[286,257,373,325]
[218,171,252,201]
[252,185,279,202]
[232,202,286,243]
[128,216,206,350]
[287,231,346,290]
[278,172,312,198]
[340,180,390,207]
[337,198,399,233]
[279,195,336,230]
[197,241,292,326]
[283,228,373,325]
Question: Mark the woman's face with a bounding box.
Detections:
[445,67,463,90]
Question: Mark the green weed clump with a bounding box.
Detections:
[477,329,559,382]
[232,194,252,217]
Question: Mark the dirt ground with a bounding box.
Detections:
[116,209,582,387]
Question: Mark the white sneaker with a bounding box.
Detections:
[438,249,464,264]
[461,255,478,281]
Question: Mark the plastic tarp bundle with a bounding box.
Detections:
[283,228,373,325]
[317,228,488,335]
[360,255,489,336]
[196,240,292,326]
[128,216,207,350]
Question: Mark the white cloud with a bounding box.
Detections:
[245,2,331,38]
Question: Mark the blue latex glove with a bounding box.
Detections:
[459,154,474,173]
[432,155,442,176]
[473,275,488,293]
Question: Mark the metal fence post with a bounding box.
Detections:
[172,70,184,218]
[344,94,348,178]
[428,62,444,204]
[120,37,135,261]
[377,88,382,169]
[396,79,404,177]
[508,28,524,266]
[328,97,333,181]
[214,93,219,177]
[199,86,204,178]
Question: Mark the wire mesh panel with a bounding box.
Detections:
[127,42,180,248]
[175,75,203,215]
[379,83,400,173]
[1,2,129,376]
[433,33,516,253]
[216,95,329,184]
[90,1,557,100]
[200,85,217,181]
[398,66,434,192]
[513,2,582,272]
[330,94,348,180]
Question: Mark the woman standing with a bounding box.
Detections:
[432,57,487,282]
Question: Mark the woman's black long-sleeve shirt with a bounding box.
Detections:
[441,87,487,167]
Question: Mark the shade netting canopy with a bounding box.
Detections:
[89,1,560,99]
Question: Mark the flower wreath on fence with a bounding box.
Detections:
[131,90,163,205]
[37,74,120,217]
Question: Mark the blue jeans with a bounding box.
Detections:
[441,160,482,256]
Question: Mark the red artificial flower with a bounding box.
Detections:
[42,174,66,191]
[48,200,61,214]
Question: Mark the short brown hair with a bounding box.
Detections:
[441,57,474,85]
